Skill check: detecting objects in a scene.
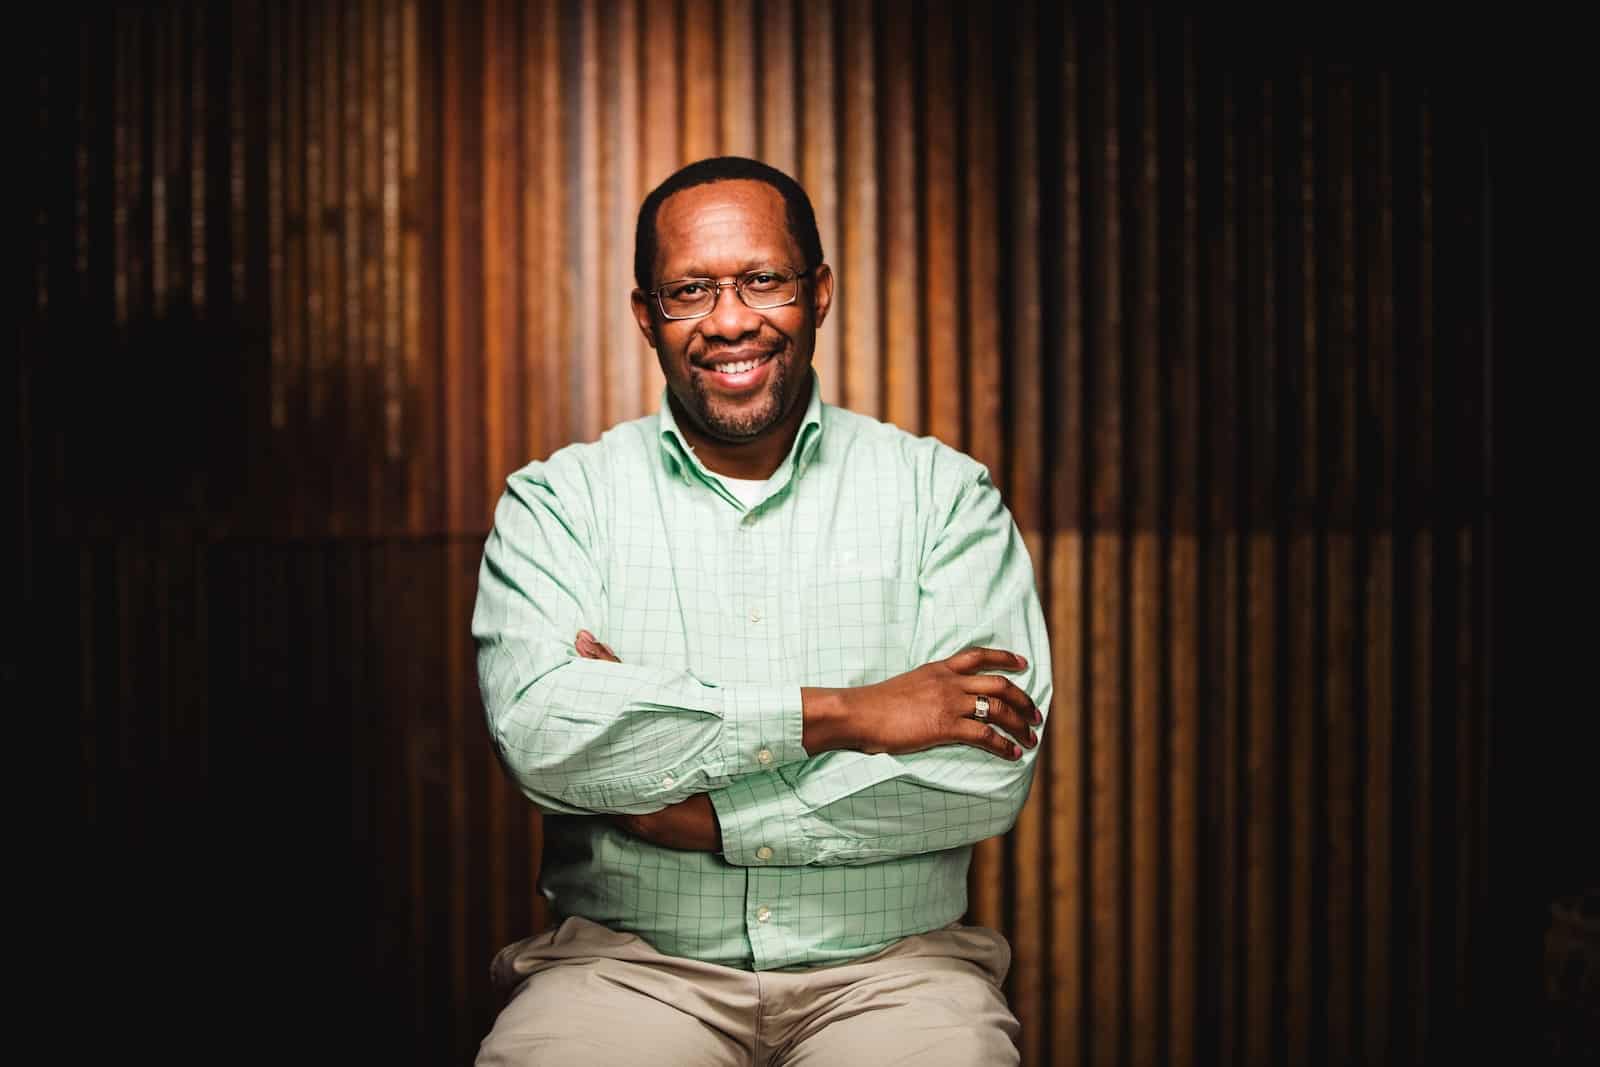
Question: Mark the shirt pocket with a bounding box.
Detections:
[800,567,916,686]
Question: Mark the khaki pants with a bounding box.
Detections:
[477,916,1021,1066]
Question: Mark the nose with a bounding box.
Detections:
[700,280,764,341]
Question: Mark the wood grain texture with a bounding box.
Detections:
[36,4,1494,1064]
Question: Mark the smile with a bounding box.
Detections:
[700,351,777,390]
[715,356,766,375]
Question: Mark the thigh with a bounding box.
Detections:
[476,956,748,1067]
[777,956,1020,1067]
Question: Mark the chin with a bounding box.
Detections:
[702,398,783,441]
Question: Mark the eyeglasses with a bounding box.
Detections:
[646,265,814,321]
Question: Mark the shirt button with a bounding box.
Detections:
[756,748,773,766]
[755,846,774,862]
[661,774,674,788]
[748,608,762,623]
[755,905,771,923]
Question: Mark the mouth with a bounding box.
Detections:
[698,350,778,392]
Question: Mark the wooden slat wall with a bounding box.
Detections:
[31,3,1495,1064]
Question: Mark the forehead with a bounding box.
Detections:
[653,179,799,277]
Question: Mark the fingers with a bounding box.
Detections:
[965,673,1043,726]
[946,646,1028,675]
[575,630,621,662]
[964,693,1038,749]
[952,717,1026,760]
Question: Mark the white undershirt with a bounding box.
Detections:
[719,475,769,509]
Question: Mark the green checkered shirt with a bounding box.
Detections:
[473,374,1052,970]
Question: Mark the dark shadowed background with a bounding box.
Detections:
[18,2,1587,1065]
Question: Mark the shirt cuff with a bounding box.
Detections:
[710,770,813,866]
[719,684,808,777]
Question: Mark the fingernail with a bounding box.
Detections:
[1027,730,1037,746]
[576,632,594,651]
[1032,709,1043,725]
[1015,654,1027,669]
[1012,743,1023,759]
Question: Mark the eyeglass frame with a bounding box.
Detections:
[643,264,820,321]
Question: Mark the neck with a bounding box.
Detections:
[671,373,811,481]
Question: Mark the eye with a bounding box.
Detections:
[743,270,783,292]
[664,280,708,299]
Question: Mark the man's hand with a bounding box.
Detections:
[575,629,620,662]
[575,630,721,852]
[611,792,721,852]
[801,647,1040,761]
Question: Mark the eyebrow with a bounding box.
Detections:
[663,258,789,280]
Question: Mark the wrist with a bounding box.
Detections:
[800,686,852,753]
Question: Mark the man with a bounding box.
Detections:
[472,156,1051,1064]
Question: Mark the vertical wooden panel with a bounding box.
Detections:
[150,5,168,317]
[1048,11,1086,1063]
[525,0,567,464]
[402,0,429,529]
[1370,72,1404,1067]
[341,0,366,529]
[112,8,130,326]
[1245,76,1280,1067]
[921,1,959,448]
[1403,93,1435,1067]
[304,0,325,422]
[480,0,515,962]
[1087,9,1124,1062]
[881,0,919,434]
[359,0,383,489]
[1285,62,1318,1067]
[962,3,1000,476]
[573,1,603,444]
[607,0,645,426]
[840,0,878,417]
[1212,69,1243,1067]
[1006,9,1045,1064]
[440,0,467,529]
[381,0,403,469]
[641,0,679,189]
[1326,67,1360,1067]
[482,0,515,506]
[267,2,286,430]
[718,0,757,157]
[1166,21,1200,1067]
[1128,11,1162,1067]
[322,0,345,466]
[681,2,717,160]
[231,1,251,307]
[799,0,838,402]
[757,0,797,178]
[189,1,206,312]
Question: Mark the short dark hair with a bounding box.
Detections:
[633,156,824,292]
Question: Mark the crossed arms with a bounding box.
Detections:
[471,463,1053,867]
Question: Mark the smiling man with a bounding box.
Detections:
[472,157,1052,1065]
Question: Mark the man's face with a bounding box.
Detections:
[631,180,832,446]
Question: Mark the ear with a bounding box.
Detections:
[630,289,658,349]
[808,264,835,329]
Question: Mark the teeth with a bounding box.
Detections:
[714,356,764,375]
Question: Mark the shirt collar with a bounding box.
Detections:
[657,371,825,489]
